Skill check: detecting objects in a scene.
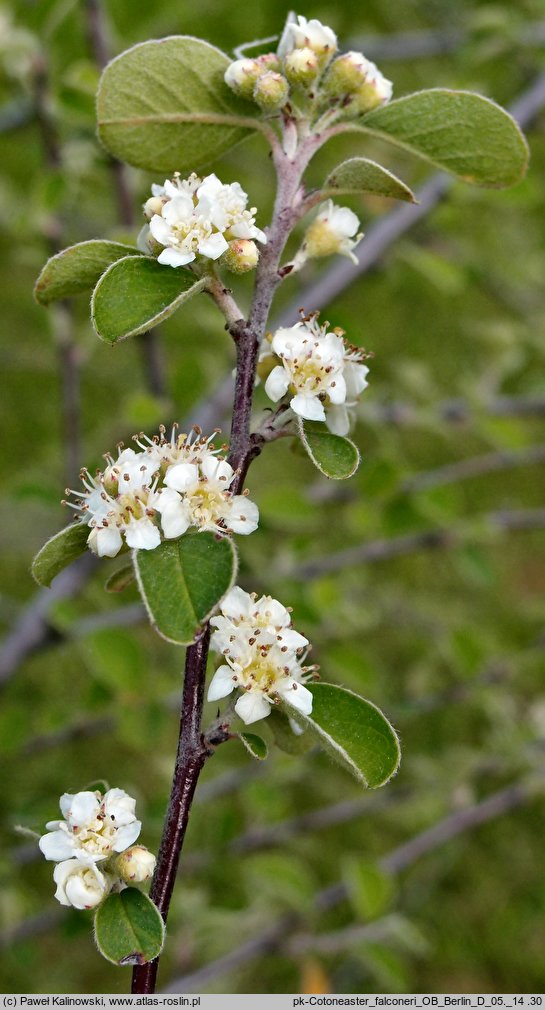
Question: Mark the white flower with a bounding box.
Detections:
[279,15,337,59]
[208,632,314,726]
[114,846,156,884]
[69,476,162,558]
[39,788,141,865]
[210,586,308,654]
[147,172,266,269]
[53,859,115,910]
[262,316,369,435]
[297,201,363,266]
[208,587,314,725]
[157,455,259,538]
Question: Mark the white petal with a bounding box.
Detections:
[90,525,123,558]
[201,455,233,485]
[344,361,369,398]
[325,405,350,436]
[330,205,360,238]
[157,247,195,267]
[264,365,290,402]
[327,373,347,405]
[280,680,313,715]
[39,830,75,862]
[290,393,326,421]
[255,596,290,627]
[225,496,259,534]
[103,788,137,824]
[149,215,171,245]
[198,232,229,260]
[235,691,272,725]
[67,791,100,827]
[208,665,237,701]
[271,324,303,356]
[160,502,191,539]
[278,628,309,650]
[164,462,199,493]
[113,820,142,852]
[124,517,161,551]
[162,193,194,222]
[220,586,253,620]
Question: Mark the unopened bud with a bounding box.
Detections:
[224,58,263,100]
[349,73,393,114]
[223,239,259,274]
[299,201,362,265]
[143,196,167,221]
[253,71,290,112]
[256,52,282,73]
[284,47,320,88]
[114,846,156,884]
[324,51,372,96]
[290,16,337,62]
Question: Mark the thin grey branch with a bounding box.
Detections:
[295,508,545,581]
[403,442,545,493]
[164,777,538,991]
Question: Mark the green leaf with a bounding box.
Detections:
[91,256,206,343]
[94,889,164,966]
[134,533,237,645]
[34,240,141,305]
[323,158,416,203]
[298,419,360,479]
[344,857,394,920]
[31,523,89,587]
[97,36,262,173]
[283,683,400,788]
[239,732,268,761]
[353,90,528,188]
[104,563,135,593]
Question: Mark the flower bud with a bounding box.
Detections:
[223,239,259,274]
[143,196,166,221]
[256,52,281,73]
[284,47,320,88]
[114,846,156,884]
[224,58,263,99]
[253,71,289,112]
[323,51,372,96]
[349,72,393,114]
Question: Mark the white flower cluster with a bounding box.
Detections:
[64,427,259,558]
[39,788,156,909]
[208,587,315,725]
[140,172,266,271]
[261,314,369,435]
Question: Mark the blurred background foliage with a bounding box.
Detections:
[1,0,545,995]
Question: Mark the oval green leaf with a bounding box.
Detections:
[352,89,529,188]
[97,36,261,173]
[91,256,206,343]
[298,419,360,480]
[34,240,141,306]
[323,158,416,203]
[134,533,238,645]
[104,563,135,594]
[239,732,268,761]
[283,683,400,788]
[94,888,164,966]
[31,523,89,587]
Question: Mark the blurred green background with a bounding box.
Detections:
[2,0,545,995]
